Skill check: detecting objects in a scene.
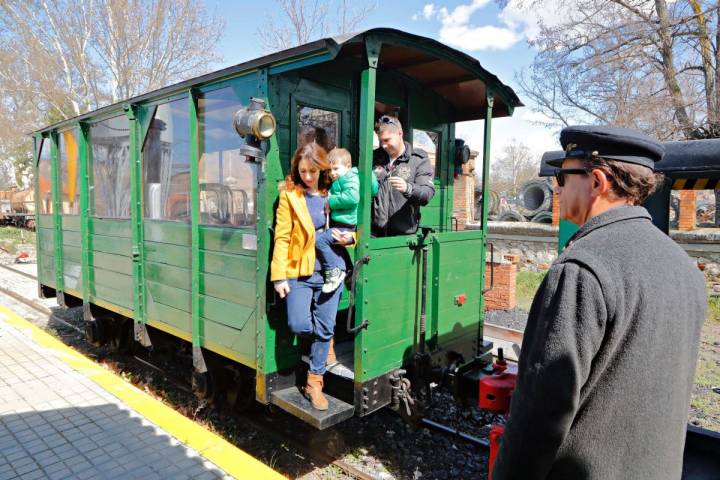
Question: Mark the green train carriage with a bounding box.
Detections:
[32,29,521,429]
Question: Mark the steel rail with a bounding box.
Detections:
[0,262,39,281]
[483,322,524,345]
[420,418,490,448]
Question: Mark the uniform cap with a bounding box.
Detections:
[548,126,664,169]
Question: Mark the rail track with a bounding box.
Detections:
[0,262,39,281]
[0,263,384,479]
[2,263,718,478]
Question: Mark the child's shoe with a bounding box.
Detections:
[322,268,346,293]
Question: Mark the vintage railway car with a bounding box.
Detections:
[32,29,521,428]
[0,188,35,229]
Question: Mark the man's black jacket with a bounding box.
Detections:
[492,206,706,480]
[372,142,435,236]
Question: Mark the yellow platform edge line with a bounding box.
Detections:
[0,305,285,480]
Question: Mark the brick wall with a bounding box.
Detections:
[552,190,560,226]
[452,160,475,230]
[678,190,696,231]
[483,255,518,311]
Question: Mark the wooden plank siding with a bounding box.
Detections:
[37,215,55,288]
[141,221,257,365]
[87,219,134,311]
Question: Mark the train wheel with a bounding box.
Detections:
[84,319,107,347]
[223,366,255,412]
[108,319,132,354]
[192,369,215,401]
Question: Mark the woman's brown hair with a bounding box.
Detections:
[285,143,332,193]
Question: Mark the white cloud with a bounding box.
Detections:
[413,0,571,51]
[498,0,568,42]
[412,3,437,21]
[439,24,519,51]
[422,4,436,20]
[414,0,519,51]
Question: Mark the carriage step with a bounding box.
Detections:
[270,386,355,430]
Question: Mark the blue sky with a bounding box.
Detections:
[206,0,561,160]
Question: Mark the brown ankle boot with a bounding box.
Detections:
[326,338,337,367]
[305,373,329,410]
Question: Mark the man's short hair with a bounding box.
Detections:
[327,148,352,168]
[583,157,665,205]
[375,115,402,134]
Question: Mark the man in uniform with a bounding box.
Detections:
[371,115,435,236]
[492,126,707,480]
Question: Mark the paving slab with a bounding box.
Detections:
[0,305,284,480]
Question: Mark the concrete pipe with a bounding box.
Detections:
[520,180,552,217]
[531,211,553,224]
[498,210,526,222]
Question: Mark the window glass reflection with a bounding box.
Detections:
[37,138,53,214]
[297,106,339,152]
[413,129,439,176]
[59,129,79,214]
[90,116,131,218]
[143,98,191,221]
[198,87,256,227]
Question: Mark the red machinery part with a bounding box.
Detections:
[488,423,506,480]
[479,371,516,413]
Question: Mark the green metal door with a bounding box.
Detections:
[264,73,354,376]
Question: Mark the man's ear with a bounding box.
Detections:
[592,169,611,194]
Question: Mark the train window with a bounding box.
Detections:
[413,129,439,177]
[37,137,52,214]
[296,106,339,152]
[198,87,256,227]
[90,115,131,218]
[142,98,191,221]
[58,129,80,214]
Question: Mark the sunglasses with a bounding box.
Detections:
[554,168,590,187]
[378,115,400,128]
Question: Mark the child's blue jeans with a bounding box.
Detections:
[315,226,353,271]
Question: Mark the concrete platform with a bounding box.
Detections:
[0,305,283,480]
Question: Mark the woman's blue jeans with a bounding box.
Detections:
[286,272,343,374]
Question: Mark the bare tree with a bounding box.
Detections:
[0,0,224,187]
[492,141,538,197]
[513,0,720,140]
[257,0,375,52]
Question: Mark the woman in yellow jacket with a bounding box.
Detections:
[271,143,343,410]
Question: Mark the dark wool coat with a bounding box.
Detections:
[372,142,435,236]
[492,206,706,480]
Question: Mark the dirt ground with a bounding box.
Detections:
[689,318,720,431]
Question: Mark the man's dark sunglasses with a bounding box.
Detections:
[378,115,400,128]
[554,168,590,187]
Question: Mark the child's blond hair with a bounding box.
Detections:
[327,148,352,168]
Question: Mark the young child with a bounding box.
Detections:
[315,148,377,293]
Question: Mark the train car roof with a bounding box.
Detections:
[34,28,522,134]
[658,139,720,177]
[539,139,720,178]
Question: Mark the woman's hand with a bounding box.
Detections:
[274,280,290,299]
[332,229,355,245]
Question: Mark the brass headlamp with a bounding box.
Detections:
[233,98,277,160]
